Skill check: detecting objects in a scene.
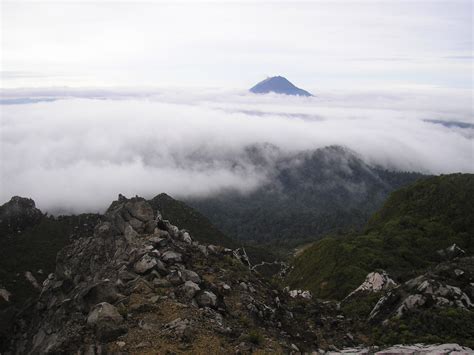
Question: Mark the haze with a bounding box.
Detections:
[0,0,473,212]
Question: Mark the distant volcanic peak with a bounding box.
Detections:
[250,76,313,97]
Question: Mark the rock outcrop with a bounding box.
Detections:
[344,270,397,300]
[0,196,43,237]
[369,257,474,321]
[6,195,358,353]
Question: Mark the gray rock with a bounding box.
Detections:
[125,200,154,223]
[134,254,158,274]
[87,302,123,325]
[164,318,192,340]
[180,231,192,244]
[166,270,183,286]
[124,223,138,241]
[162,250,182,264]
[195,291,217,308]
[148,236,168,248]
[182,269,201,283]
[87,302,126,341]
[181,281,201,299]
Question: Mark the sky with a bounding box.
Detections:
[1,0,472,89]
[0,1,473,212]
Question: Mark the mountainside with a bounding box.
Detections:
[186,145,424,247]
[0,196,43,238]
[148,193,278,265]
[285,174,474,347]
[287,174,474,300]
[0,197,101,310]
[249,76,312,96]
[3,196,363,353]
[148,193,236,248]
[0,193,274,319]
[2,184,473,352]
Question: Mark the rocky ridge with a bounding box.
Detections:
[0,197,43,237]
[6,195,359,353]
[367,255,474,322]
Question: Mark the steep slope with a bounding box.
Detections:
[250,76,313,96]
[148,193,278,265]
[287,174,474,300]
[5,196,362,353]
[0,197,101,311]
[148,193,236,248]
[0,196,43,238]
[186,145,424,246]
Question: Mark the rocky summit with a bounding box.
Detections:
[4,195,359,353]
[0,197,43,237]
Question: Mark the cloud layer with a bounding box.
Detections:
[0,87,472,213]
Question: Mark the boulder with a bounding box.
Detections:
[195,291,217,308]
[182,269,201,284]
[162,250,182,264]
[125,200,154,223]
[87,302,125,341]
[181,281,201,299]
[345,271,397,300]
[134,254,158,274]
[0,288,12,302]
[87,302,123,325]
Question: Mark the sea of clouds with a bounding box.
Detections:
[1,87,472,213]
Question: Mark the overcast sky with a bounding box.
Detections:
[1,0,472,89]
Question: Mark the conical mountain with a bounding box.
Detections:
[250,76,312,96]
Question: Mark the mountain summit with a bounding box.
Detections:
[250,76,312,96]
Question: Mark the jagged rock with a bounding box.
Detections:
[87,302,123,325]
[148,236,168,248]
[105,196,156,234]
[288,289,312,299]
[125,200,154,223]
[369,257,474,322]
[134,254,158,274]
[25,271,41,290]
[181,281,201,299]
[124,224,138,241]
[78,280,121,311]
[375,343,473,354]
[437,243,466,260]
[181,269,201,283]
[167,270,184,286]
[87,302,125,341]
[345,271,397,300]
[161,250,182,264]
[395,294,426,317]
[164,318,192,340]
[118,269,137,283]
[0,288,12,302]
[195,291,217,308]
[0,196,43,235]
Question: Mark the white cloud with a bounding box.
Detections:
[0,87,472,213]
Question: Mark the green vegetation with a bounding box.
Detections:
[186,146,423,246]
[372,308,474,348]
[149,193,278,264]
[287,174,474,300]
[0,214,100,308]
[149,193,237,248]
[247,329,264,345]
